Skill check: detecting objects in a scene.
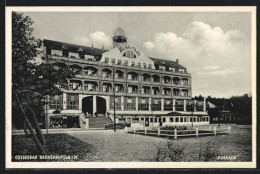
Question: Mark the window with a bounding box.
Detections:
[132,118,139,123]
[62,45,68,57]
[150,118,153,123]
[118,59,121,65]
[123,50,136,58]
[162,118,166,122]
[176,117,179,122]
[170,117,174,122]
[79,52,84,59]
[143,63,147,68]
[152,98,161,111]
[105,57,109,63]
[164,99,173,111]
[138,62,141,68]
[148,64,152,69]
[182,79,188,85]
[110,96,121,110]
[138,98,149,110]
[49,95,63,110]
[125,60,128,66]
[180,117,183,122]
[131,61,135,67]
[175,99,184,111]
[67,94,79,110]
[184,117,187,122]
[155,118,158,123]
[111,58,115,64]
[124,97,136,110]
[62,49,69,57]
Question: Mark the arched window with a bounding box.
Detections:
[123,50,136,58]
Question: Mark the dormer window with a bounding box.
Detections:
[131,61,135,67]
[62,45,69,57]
[78,48,84,59]
[143,63,147,68]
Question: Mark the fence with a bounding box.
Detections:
[125,126,231,139]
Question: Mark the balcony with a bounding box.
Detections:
[49,55,99,65]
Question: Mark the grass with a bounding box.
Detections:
[12,134,95,162]
[12,124,252,162]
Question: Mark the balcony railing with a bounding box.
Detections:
[49,55,191,77]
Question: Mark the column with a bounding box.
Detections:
[194,100,197,111]
[121,96,124,110]
[93,95,97,116]
[173,98,176,111]
[184,99,187,111]
[203,97,206,112]
[63,93,67,110]
[149,98,152,111]
[79,94,82,110]
[106,96,110,111]
[136,97,138,111]
[161,98,164,111]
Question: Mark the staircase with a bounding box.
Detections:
[89,114,113,128]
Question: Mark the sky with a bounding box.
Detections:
[21,11,252,98]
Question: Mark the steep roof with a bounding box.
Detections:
[43,39,106,57]
[149,57,186,69]
[43,39,186,69]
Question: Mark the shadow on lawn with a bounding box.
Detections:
[12,134,96,162]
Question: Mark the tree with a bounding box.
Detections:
[12,12,74,130]
[229,94,252,125]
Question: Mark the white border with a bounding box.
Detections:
[5,6,257,169]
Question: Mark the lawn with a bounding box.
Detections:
[12,134,95,162]
[12,124,252,162]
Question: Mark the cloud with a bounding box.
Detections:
[90,31,112,49]
[203,66,220,70]
[144,41,154,50]
[72,31,112,49]
[143,21,251,97]
[72,37,90,46]
[198,67,246,76]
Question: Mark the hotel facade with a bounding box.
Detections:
[44,28,209,128]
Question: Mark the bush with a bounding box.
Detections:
[161,125,188,131]
[197,141,219,161]
[155,141,186,161]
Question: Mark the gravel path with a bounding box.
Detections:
[67,125,252,162]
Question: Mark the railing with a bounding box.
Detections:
[126,126,231,139]
[49,55,191,77]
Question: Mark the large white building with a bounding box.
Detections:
[44,27,209,128]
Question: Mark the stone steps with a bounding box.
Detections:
[89,116,113,128]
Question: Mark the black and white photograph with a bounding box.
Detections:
[5,6,256,168]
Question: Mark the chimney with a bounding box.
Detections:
[176,59,179,63]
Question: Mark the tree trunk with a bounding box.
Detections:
[23,120,30,137]
[26,108,46,145]
[13,90,46,155]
